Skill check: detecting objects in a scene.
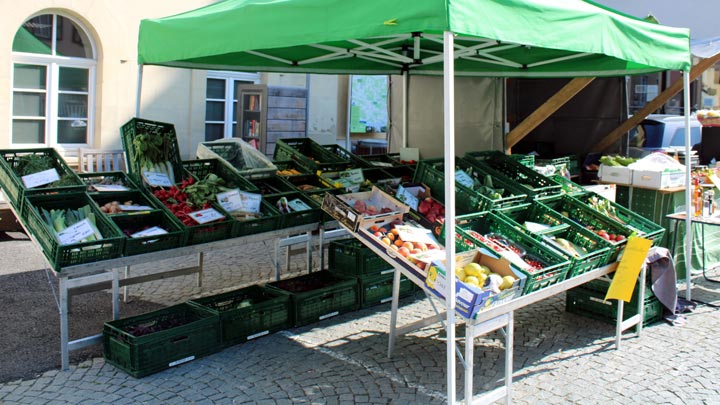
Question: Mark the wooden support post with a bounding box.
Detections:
[506,77,595,151]
[594,54,720,153]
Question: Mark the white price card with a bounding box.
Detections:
[339,168,365,184]
[143,171,172,187]
[118,205,154,212]
[130,226,168,238]
[188,208,225,224]
[217,189,261,213]
[22,168,60,189]
[287,198,312,212]
[56,218,96,245]
[455,169,475,188]
[395,224,439,245]
[395,185,425,211]
[92,184,130,192]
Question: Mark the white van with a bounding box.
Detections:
[628,114,702,158]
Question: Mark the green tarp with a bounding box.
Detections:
[138,0,691,77]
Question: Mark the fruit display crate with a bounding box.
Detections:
[182,158,259,193]
[355,270,416,308]
[196,139,277,179]
[264,192,323,228]
[103,303,221,378]
[572,193,665,246]
[283,173,338,195]
[328,238,393,276]
[0,148,85,213]
[464,150,563,199]
[412,158,527,214]
[22,192,125,272]
[495,202,614,277]
[538,195,631,262]
[120,117,184,189]
[78,171,140,193]
[274,160,313,176]
[453,211,572,295]
[188,285,290,347]
[536,155,579,176]
[111,210,187,256]
[566,286,663,327]
[273,138,354,173]
[266,270,358,327]
[548,174,587,197]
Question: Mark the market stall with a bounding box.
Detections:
[137,0,692,402]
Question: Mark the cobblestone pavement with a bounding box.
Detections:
[1,235,719,404]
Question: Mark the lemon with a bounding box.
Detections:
[499,275,516,290]
[455,268,466,280]
[463,262,490,277]
[463,275,480,286]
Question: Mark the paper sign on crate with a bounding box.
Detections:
[189,208,225,224]
[217,189,261,214]
[22,168,60,189]
[92,184,131,192]
[130,226,168,238]
[143,171,173,187]
[56,218,97,245]
[395,184,429,211]
[394,224,438,245]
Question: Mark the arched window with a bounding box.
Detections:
[11,13,96,150]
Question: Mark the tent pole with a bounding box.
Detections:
[442,30,457,405]
[683,71,692,301]
[402,72,408,148]
[346,75,352,150]
[135,65,143,117]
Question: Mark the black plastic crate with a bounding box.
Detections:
[120,118,184,188]
[356,271,415,308]
[266,271,358,327]
[188,285,290,347]
[0,148,85,212]
[328,238,392,275]
[103,303,221,378]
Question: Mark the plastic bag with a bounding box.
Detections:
[196,138,276,177]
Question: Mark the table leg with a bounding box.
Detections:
[274,238,281,281]
[505,311,514,405]
[306,230,312,272]
[387,269,401,359]
[59,277,69,371]
[112,269,120,320]
[465,321,474,404]
[197,252,204,288]
[318,227,325,270]
[123,265,130,303]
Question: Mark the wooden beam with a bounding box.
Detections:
[594,54,720,153]
[506,77,595,150]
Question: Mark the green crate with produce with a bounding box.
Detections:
[112,209,187,256]
[0,148,85,212]
[273,138,353,173]
[22,192,125,271]
[79,171,140,193]
[121,118,184,189]
[265,192,323,228]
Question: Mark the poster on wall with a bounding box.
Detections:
[350,75,388,133]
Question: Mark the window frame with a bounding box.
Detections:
[10,13,96,152]
[205,70,259,140]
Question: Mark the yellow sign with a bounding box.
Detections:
[605,237,652,302]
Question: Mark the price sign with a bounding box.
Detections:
[22,168,60,189]
[143,171,172,187]
[188,208,225,224]
[217,189,262,213]
[287,198,312,212]
[395,185,422,210]
[395,224,439,245]
[455,170,475,188]
[56,218,96,245]
[91,184,130,192]
[130,226,168,238]
[339,168,365,184]
[118,205,154,212]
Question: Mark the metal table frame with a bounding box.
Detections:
[667,212,720,284]
[345,223,646,405]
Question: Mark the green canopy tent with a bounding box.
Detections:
[138,1,692,402]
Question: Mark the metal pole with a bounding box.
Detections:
[442,30,457,405]
[683,71,693,301]
[346,75,352,150]
[402,72,408,148]
[135,65,143,117]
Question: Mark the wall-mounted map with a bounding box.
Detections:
[350,75,388,133]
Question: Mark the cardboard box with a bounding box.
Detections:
[599,165,632,185]
[631,169,685,189]
[425,250,526,319]
[321,186,409,231]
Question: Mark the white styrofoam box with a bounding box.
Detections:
[584,184,616,202]
[599,165,632,185]
[631,169,686,189]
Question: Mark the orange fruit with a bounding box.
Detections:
[369,225,380,232]
[381,237,392,246]
[390,228,400,236]
[394,239,404,247]
[387,232,396,241]
[390,244,399,251]
[398,247,410,257]
[402,242,414,251]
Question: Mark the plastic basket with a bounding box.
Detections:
[548,174,587,197]
[572,193,665,246]
[359,154,403,168]
[90,190,162,215]
[196,139,277,179]
[566,287,663,327]
[249,175,296,195]
[264,192,323,228]
[454,211,572,295]
[328,238,392,275]
[182,159,258,193]
[274,160,312,176]
[495,202,614,278]
[103,303,221,378]
[273,138,353,173]
[284,173,340,195]
[120,118,184,188]
[230,200,282,237]
[323,144,373,168]
[510,154,535,168]
[22,192,125,272]
[266,271,358,327]
[464,150,563,198]
[356,271,415,308]
[78,172,140,193]
[188,285,290,346]
[112,210,187,256]
[0,148,85,212]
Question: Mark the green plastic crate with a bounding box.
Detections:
[0,148,85,213]
[356,271,415,308]
[273,138,353,173]
[566,287,663,327]
[495,202,614,278]
[182,158,259,193]
[103,303,221,378]
[464,150,563,199]
[572,193,665,246]
[454,211,572,295]
[112,210,186,256]
[283,173,338,194]
[188,285,290,346]
[197,140,276,178]
[120,118,184,189]
[274,160,313,176]
[267,271,358,327]
[22,192,125,272]
[78,171,140,193]
[264,192,323,228]
[323,144,373,168]
[249,175,297,195]
[509,154,535,168]
[90,190,162,215]
[548,174,587,197]
[328,238,392,275]
[230,200,282,237]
